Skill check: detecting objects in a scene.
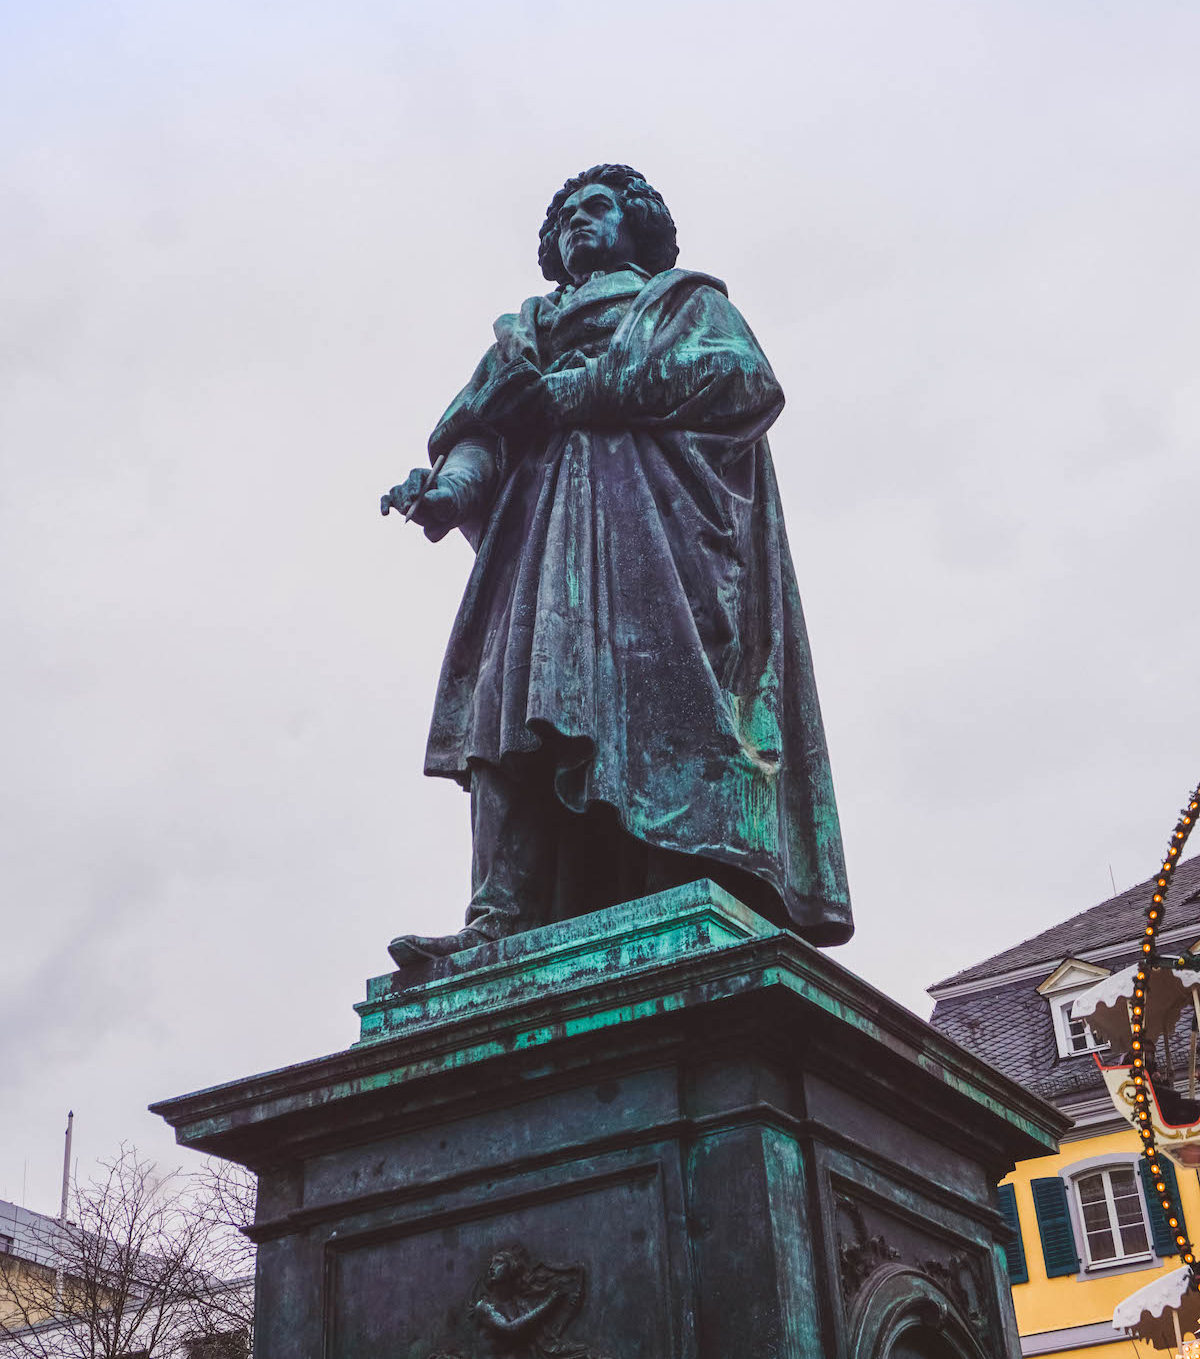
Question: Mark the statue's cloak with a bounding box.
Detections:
[424,267,852,945]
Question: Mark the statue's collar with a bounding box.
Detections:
[555,264,651,307]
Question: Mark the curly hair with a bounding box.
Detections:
[537,164,679,286]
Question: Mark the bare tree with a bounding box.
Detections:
[0,1146,255,1359]
[177,1161,257,1357]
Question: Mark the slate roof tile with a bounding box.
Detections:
[930,870,1200,1108]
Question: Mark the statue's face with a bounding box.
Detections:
[488,1253,515,1285]
[557,182,637,282]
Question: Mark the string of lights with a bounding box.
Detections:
[1127,782,1200,1277]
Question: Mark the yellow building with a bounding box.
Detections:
[0,1198,64,1333]
[930,854,1200,1357]
[0,1194,251,1357]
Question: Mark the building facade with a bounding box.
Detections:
[930,854,1200,1357]
[0,1195,251,1359]
[0,1200,62,1335]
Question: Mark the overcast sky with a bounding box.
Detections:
[3,0,1198,1213]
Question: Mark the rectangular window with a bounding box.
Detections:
[1075,1167,1150,1265]
[1067,1013,1101,1052]
[1054,996,1109,1057]
[0,1234,12,1254]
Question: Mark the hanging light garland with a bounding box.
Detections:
[1127,782,1200,1275]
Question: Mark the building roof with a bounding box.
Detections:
[931,852,1200,990]
[0,1198,68,1269]
[928,851,1200,1110]
[928,972,1151,1103]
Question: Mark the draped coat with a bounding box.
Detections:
[422,265,852,944]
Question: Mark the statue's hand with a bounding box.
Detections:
[485,357,554,434]
[382,468,464,541]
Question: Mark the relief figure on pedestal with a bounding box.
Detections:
[426,1245,612,1359]
[383,164,852,963]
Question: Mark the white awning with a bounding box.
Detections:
[1113,1265,1200,1348]
[1071,962,1200,1050]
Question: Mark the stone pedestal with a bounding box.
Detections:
[152,883,1065,1359]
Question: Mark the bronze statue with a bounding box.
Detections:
[383,165,851,963]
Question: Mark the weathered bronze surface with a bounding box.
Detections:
[426,1245,612,1359]
[383,165,851,963]
[153,884,1066,1359]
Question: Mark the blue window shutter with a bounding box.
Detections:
[1140,1155,1188,1257]
[996,1183,1029,1284]
[1030,1176,1080,1277]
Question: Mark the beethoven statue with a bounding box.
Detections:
[383,164,851,963]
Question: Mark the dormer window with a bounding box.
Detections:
[1057,997,1108,1056]
[1037,959,1114,1060]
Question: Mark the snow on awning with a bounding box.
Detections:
[1114,1265,1200,1348]
[1071,961,1200,1050]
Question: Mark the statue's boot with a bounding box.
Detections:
[387,927,491,967]
[388,760,574,969]
[388,763,551,969]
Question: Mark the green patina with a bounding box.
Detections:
[761,1129,820,1355]
[357,883,771,1041]
[163,886,1059,1167]
[729,685,783,769]
[347,886,1057,1151]
[381,164,851,962]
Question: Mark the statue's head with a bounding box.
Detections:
[538,164,679,286]
[486,1246,528,1290]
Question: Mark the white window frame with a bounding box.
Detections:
[1051,991,1110,1059]
[1063,1154,1155,1274]
[1036,960,1114,1060]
